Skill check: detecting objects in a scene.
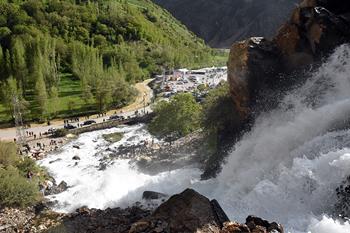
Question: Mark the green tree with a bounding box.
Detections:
[49,86,59,118]
[95,77,112,113]
[11,37,27,91]
[1,76,18,116]
[34,64,48,120]
[149,93,202,139]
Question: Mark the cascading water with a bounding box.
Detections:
[40,45,350,232]
[209,44,350,232]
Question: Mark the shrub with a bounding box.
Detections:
[53,128,68,137]
[0,166,40,207]
[149,93,202,139]
[0,142,18,168]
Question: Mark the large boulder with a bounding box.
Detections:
[227,0,350,119]
[130,189,227,233]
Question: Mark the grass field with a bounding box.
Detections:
[0,75,100,125]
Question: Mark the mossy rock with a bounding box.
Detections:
[102,132,124,143]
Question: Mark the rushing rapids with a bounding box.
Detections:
[40,45,350,232]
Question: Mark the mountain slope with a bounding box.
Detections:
[153,0,298,48]
[0,0,225,123]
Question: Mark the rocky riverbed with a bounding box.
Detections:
[0,189,284,233]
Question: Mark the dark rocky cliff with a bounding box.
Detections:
[227,0,350,120]
[153,0,298,48]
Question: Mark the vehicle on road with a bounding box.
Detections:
[109,115,124,121]
[64,124,77,129]
[83,120,96,126]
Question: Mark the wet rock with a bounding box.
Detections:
[55,206,151,233]
[129,221,150,233]
[45,181,68,195]
[142,191,168,200]
[335,175,350,218]
[49,158,62,164]
[246,216,284,233]
[72,155,81,160]
[227,37,282,119]
[227,0,350,121]
[221,221,250,233]
[131,189,225,233]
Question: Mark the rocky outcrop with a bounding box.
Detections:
[15,189,282,233]
[44,181,68,196]
[228,0,350,119]
[335,175,350,219]
[129,189,281,233]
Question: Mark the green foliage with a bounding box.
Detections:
[0,166,40,208]
[53,128,68,138]
[149,93,202,139]
[0,0,226,124]
[0,142,42,208]
[202,83,240,133]
[0,141,18,168]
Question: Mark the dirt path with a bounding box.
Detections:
[0,79,154,141]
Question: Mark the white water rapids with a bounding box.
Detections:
[40,45,350,232]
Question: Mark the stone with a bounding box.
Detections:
[142,191,168,200]
[72,155,80,160]
[246,216,283,233]
[129,221,150,233]
[221,222,250,233]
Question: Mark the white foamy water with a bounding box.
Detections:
[40,124,201,212]
[40,45,350,232]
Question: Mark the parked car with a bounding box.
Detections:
[83,120,96,126]
[109,115,123,121]
[64,124,77,129]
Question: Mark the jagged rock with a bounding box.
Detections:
[227,0,350,120]
[129,221,150,233]
[131,189,223,232]
[45,181,68,195]
[142,191,168,200]
[221,221,250,233]
[246,216,284,233]
[53,206,151,233]
[335,175,350,218]
[227,37,282,119]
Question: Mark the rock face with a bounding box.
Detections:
[131,189,224,232]
[153,0,298,48]
[227,0,350,119]
[130,189,281,233]
[335,175,350,219]
[44,181,68,196]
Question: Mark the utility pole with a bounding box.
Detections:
[13,96,26,147]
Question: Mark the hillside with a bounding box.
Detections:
[153,0,298,48]
[0,0,225,124]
